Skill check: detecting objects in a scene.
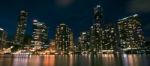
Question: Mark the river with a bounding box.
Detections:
[0,54,150,66]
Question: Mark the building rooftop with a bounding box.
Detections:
[118,14,139,21]
[0,28,4,31]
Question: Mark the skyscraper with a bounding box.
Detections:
[89,5,103,53]
[14,10,28,46]
[55,23,74,54]
[118,14,145,53]
[102,24,117,52]
[0,28,7,50]
[78,32,90,53]
[31,20,48,50]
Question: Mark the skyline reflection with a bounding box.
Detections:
[0,54,150,66]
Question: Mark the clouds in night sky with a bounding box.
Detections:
[55,0,75,7]
[127,0,150,13]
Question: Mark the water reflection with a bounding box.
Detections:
[0,54,150,66]
[13,55,29,66]
[121,54,150,66]
[43,55,55,66]
[101,54,116,66]
[0,55,12,66]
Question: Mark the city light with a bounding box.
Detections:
[0,5,148,55]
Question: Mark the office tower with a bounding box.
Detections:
[89,5,103,53]
[14,10,28,46]
[118,14,145,53]
[31,20,48,50]
[0,28,7,50]
[102,25,117,52]
[78,32,90,53]
[55,23,74,53]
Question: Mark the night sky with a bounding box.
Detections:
[0,0,150,41]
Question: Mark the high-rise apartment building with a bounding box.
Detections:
[0,28,7,50]
[14,10,28,46]
[31,20,48,50]
[102,25,117,51]
[55,23,74,53]
[89,5,103,53]
[118,14,145,53]
[78,32,90,53]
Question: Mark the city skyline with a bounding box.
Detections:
[0,4,146,54]
[0,0,150,41]
[0,1,150,66]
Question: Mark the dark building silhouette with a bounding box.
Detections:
[89,5,103,53]
[0,28,7,50]
[14,10,28,46]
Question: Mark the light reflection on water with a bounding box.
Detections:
[0,54,150,66]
